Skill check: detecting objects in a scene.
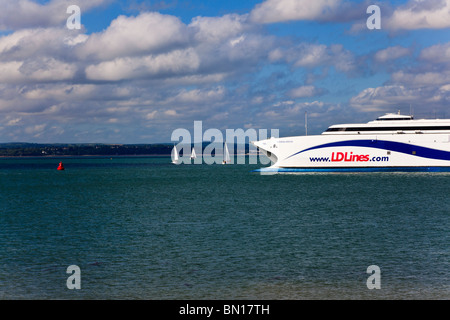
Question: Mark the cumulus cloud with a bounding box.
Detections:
[190,14,249,43]
[248,0,450,34]
[250,99,347,136]
[0,27,81,61]
[350,84,450,115]
[85,48,200,81]
[0,58,77,83]
[350,40,450,115]
[6,117,22,126]
[23,84,97,101]
[0,27,86,84]
[350,85,418,111]
[0,0,108,30]
[374,46,411,63]
[272,42,358,74]
[0,7,275,142]
[288,85,326,98]
[0,8,267,86]
[257,100,326,122]
[385,0,450,30]
[391,70,450,87]
[77,11,269,81]
[419,42,450,64]
[164,109,178,116]
[78,12,189,60]
[25,123,46,135]
[250,0,341,23]
[169,86,225,104]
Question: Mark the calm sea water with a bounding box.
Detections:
[0,156,448,299]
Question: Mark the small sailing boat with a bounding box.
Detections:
[190,148,197,160]
[222,142,230,164]
[171,145,179,164]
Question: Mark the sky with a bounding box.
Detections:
[0,0,450,143]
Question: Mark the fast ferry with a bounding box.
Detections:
[252,112,450,172]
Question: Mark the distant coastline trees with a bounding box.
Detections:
[0,143,173,157]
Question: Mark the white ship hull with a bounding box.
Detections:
[253,114,450,172]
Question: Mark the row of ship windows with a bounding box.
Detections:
[376,117,413,121]
[325,126,450,132]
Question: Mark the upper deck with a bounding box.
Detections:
[322,113,450,135]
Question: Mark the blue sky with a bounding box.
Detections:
[0,0,450,143]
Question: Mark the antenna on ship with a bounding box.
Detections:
[305,111,308,136]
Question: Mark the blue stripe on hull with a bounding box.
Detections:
[286,139,450,161]
[253,166,450,173]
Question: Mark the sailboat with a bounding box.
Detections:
[190,147,197,160]
[171,145,179,164]
[222,142,230,164]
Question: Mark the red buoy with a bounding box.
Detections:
[57,162,65,170]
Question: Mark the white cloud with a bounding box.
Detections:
[275,43,357,73]
[79,12,188,60]
[385,0,450,30]
[6,117,22,126]
[0,58,77,83]
[0,0,108,30]
[164,109,178,116]
[85,48,200,81]
[374,46,411,62]
[79,11,271,81]
[268,48,284,62]
[170,86,225,104]
[250,0,341,23]
[24,84,97,100]
[25,123,46,134]
[294,44,329,67]
[350,85,419,111]
[350,84,450,114]
[273,100,295,107]
[145,111,158,120]
[209,112,229,121]
[391,70,450,87]
[288,85,324,98]
[350,41,450,114]
[419,42,450,64]
[0,27,83,62]
[162,73,229,86]
[230,35,245,47]
[190,14,248,43]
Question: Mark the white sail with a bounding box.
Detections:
[190,148,197,159]
[223,142,230,164]
[172,145,179,164]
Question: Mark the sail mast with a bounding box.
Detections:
[305,111,308,136]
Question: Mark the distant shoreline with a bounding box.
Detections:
[0,153,255,158]
[0,142,252,157]
[0,154,171,158]
[0,143,172,157]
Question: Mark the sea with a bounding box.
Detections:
[0,156,448,300]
